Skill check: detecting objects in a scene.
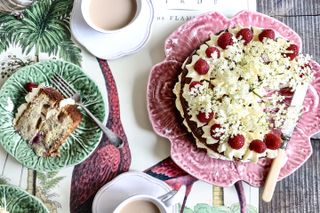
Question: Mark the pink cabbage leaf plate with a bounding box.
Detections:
[147,10,320,187]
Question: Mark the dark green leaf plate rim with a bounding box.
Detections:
[0,60,105,172]
[0,184,49,213]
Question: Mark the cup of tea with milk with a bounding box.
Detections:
[114,194,167,213]
[81,0,140,33]
[113,187,184,213]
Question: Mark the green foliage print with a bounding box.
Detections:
[0,0,82,65]
[180,203,258,213]
[36,171,65,213]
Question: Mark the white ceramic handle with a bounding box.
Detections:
[262,149,288,202]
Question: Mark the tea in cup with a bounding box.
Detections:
[81,0,140,33]
[113,194,167,213]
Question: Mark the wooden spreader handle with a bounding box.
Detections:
[262,148,288,202]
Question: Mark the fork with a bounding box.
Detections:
[50,74,123,148]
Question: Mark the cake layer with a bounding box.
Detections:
[14,87,63,141]
[14,86,82,157]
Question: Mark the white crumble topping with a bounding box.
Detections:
[173,26,313,162]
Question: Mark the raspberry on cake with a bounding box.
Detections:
[13,83,82,157]
[173,26,313,163]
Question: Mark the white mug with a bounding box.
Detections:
[113,194,168,213]
[81,0,142,34]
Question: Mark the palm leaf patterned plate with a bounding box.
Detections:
[0,184,49,213]
[0,60,105,172]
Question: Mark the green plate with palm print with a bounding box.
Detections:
[0,60,105,172]
[0,184,49,213]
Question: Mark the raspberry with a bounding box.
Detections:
[25,82,38,92]
[279,87,294,97]
[264,133,282,150]
[210,124,223,140]
[217,32,234,49]
[189,81,202,90]
[205,47,220,58]
[197,111,214,123]
[228,134,245,150]
[236,28,253,45]
[194,58,209,75]
[31,132,43,144]
[258,29,275,42]
[249,139,267,153]
[284,44,299,60]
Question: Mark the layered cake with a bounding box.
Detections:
[13,83,82,157]
[173,26,313,162]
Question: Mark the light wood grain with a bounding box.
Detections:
[262,149,288,202]
[258,1,320,212]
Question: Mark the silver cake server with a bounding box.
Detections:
[262,83,309,202]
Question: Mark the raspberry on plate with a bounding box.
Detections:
[210,124,223,140]
[217,32,234,49]
[264,133,282,150]
[189,81,202,90]
[228,134,245,150]
[258,29,275,42]
[205,47,220,58]
[236,28,253,45]
[194,58,209,75]
[25,82,38,92]
[249,140,267,153]
[285,44,299,60]
[197,111,214,123]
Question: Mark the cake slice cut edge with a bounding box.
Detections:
[13,85,82,157]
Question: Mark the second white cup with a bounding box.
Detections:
[113,194,168,213]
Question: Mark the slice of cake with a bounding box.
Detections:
[0,208,9,213]
[13,84,82,157]
[173,26,313,162]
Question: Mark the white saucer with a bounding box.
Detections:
[92,171,178,213]
[70,0,154,60]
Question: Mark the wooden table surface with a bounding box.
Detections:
[257,0,320,212]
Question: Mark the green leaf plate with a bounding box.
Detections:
[0,60,105,172]
[0,184,49,213]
